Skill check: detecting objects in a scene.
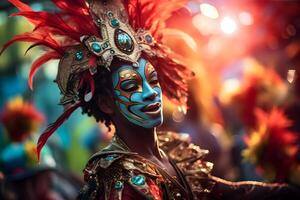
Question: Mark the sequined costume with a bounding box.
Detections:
[79,131,214,200]
[78,132,299,200]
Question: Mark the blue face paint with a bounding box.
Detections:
[112,58,163,128]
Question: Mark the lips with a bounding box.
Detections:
[141,102,161,114]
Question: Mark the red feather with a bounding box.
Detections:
[52,0,89,15]
[124,0,186,37]
[11,11,81,41]
[8,0,38,24]
[3,0,102,94]
[8,0,32,11]
[29,51,61,90]
[0,32,63,55]
[37,101,82,161]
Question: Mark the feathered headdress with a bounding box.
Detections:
[1,0,192,160]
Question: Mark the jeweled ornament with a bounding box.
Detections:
[91,43,101,53]
[104,154,116,161]
[75,51,84,61]
[111,19,120,27]
[115,181,124,190]
[114,29,134,54]
[131,175,145,186]
[145,35,153,44]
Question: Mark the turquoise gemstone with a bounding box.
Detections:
[91,43,101,53]
[111,19,120,27]
[75,51,83,61]
[114,181,124,190]
[104,155,116,161]
[115,30,133,52]
[131,175,145,186]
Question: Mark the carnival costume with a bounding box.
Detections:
[2,0,300,200]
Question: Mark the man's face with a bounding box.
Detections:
[111,58,163,128]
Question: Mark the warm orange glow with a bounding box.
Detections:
[162,29,198,52]
[239,11,253,26]
[192,13,218,35]
[172,110,185,123]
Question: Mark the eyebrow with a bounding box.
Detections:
[145,64,154,71]
[119,70,138,79]
[149,70,157,77]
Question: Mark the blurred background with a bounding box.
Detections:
[0,0,300,199]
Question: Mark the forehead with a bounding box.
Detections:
[112,58,155,76]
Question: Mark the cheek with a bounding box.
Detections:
[114,90,143,115]
[130,92,143,103]
[153,86,162,97]
[114,86,144,105]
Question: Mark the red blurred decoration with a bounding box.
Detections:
[243,108,299,183]
[0,97,45,142]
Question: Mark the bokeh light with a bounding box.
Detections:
[220,17,237,34]
[287,69,296,83]
[200,3,219,19]
[192,13,218,35]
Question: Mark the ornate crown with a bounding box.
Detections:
[57,0,156,105]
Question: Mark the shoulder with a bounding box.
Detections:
[157,131,210,163]
[79,149,163,200]
[158,131,215,196]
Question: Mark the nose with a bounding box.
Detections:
[142,83,158,101]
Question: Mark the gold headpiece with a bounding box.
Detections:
[57,0,155,105]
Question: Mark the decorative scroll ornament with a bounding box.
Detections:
[86,0,155,66]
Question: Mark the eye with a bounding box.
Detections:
[149,72,159,85]
[120,80,138,92]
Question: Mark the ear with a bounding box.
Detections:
[97,94,114,114]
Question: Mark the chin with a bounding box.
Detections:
[141,116,163,129]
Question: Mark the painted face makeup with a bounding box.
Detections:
[112,58,163,128]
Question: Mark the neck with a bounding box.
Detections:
[115,122,162,159]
